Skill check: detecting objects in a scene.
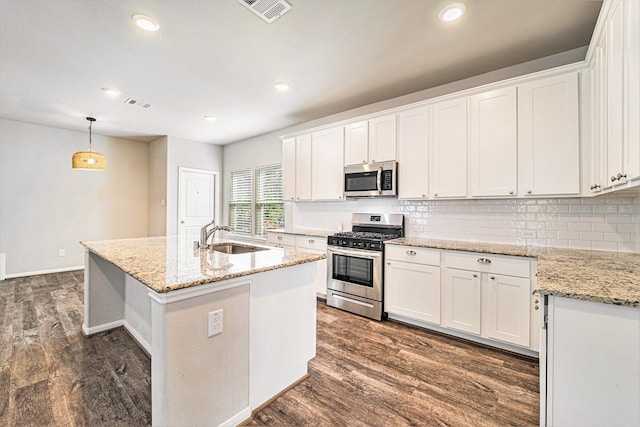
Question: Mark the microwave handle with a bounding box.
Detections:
[377,167,383,195]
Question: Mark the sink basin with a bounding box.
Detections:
[211,242,268,255]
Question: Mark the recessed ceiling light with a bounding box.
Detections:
[132,14,160,32]
[204,115,217,121]
[439,3,465,22]
[101,87,121,96]
[274,81,290,92]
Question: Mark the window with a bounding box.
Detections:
[228,169,252,235]
[255,164,284,237]
[228,164,283,237]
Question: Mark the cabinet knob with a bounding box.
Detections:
[277,235,283,240]
[363,160,367,164]
[490,276,495,280]
[422,194,426,197]
[477,258,492,264]
[527,190,532,194]
[535,305,539,310]
[473,274,478,278]
[406,250,417,255]
[309,239,315,244]
[434,193,438,197]
[387,262,391,265]
[509,191,514,195]
[617,172,627,180]
[372,159,375,163]
[611,175,618,182]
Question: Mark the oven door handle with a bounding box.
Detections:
[328,247,382,260]
[376,166,383,195]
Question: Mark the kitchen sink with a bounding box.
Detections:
[210,242,268,255]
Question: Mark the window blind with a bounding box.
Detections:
[229,169,252,235]
[255,164,284,237]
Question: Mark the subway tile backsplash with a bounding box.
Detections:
[289,196,640,253]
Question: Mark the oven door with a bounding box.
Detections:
[327,246,382,301]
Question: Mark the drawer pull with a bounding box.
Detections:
[477,257,492,264]
[406,250,417,255]
[309,239,315,244]
[277,235,283,240]
[490,276,495,280]
[473,274,478,278]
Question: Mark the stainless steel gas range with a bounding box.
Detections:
[326,213,405,321]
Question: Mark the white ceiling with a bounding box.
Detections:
[0,0,602,145]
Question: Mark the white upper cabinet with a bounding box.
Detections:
[623,0,640,182]
[295,134,312,201]
[344,121,369,166]
[518,73,580,196]
[470,86,518,197]
[430,97,468,198]
[311,126,344,201]
[368,114,397,163]
[282,138,296,201]
[606,1,625,187]
[344,114,397,166]
[397,107,429,199]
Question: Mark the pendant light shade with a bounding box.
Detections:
[72,117,107,171]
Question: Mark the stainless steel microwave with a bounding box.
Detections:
[344,161,397,197]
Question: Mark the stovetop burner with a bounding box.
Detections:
[331,231,399,240]
[327,214,404,251]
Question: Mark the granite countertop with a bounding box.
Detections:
[80,236,326,293]
[387,237,640,308]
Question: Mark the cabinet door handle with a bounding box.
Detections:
[477,258,492,264]
[406,250,417,255]
[617,172,627,180]
[309,239,315,244]
[473,274,478,278]
[527,190,532,194]
[277,235,283,240]
[509,191,514,195]
[535,305,539,310]
[434,193,438,197]
[490,276,495,280]
[611,175,618,182]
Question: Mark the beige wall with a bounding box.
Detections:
[148,136,168,237]
[0,118,150,276]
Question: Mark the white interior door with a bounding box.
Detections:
[178,167,217,243]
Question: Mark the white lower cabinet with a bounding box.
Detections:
[385,246,441,324]
[386,245,537,354]
[483,273,531,347]
[442,268,481,335]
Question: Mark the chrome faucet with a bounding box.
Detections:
[198,220,233,248]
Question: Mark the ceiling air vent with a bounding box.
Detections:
[237,0,292,24]
[124,97,153,109]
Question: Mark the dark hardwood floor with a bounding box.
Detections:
[0,271,538,426]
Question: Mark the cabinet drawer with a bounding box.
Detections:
[385,245,441,266]
[295,236,327,251]
[443,251,531,278]
[266,232,296,247]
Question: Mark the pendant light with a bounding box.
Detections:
[72,117,107,171]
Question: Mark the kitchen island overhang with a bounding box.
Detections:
[80,236,325,427]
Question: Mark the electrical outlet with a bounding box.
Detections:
[208,309,223,337]
[58,249,65,257]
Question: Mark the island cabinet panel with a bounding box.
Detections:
[430,97,468,198]
[518,72,580,197]
[397,106,429,199]
[469,86,518,197]
[152,284,250,427]
[311,126,344,200]
[543,296,640,426]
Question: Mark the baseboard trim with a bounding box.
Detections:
[220,406,252,427]
[81,320,124,336]
[4,265,84,280]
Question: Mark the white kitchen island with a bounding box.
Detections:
[80,236,325,426]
